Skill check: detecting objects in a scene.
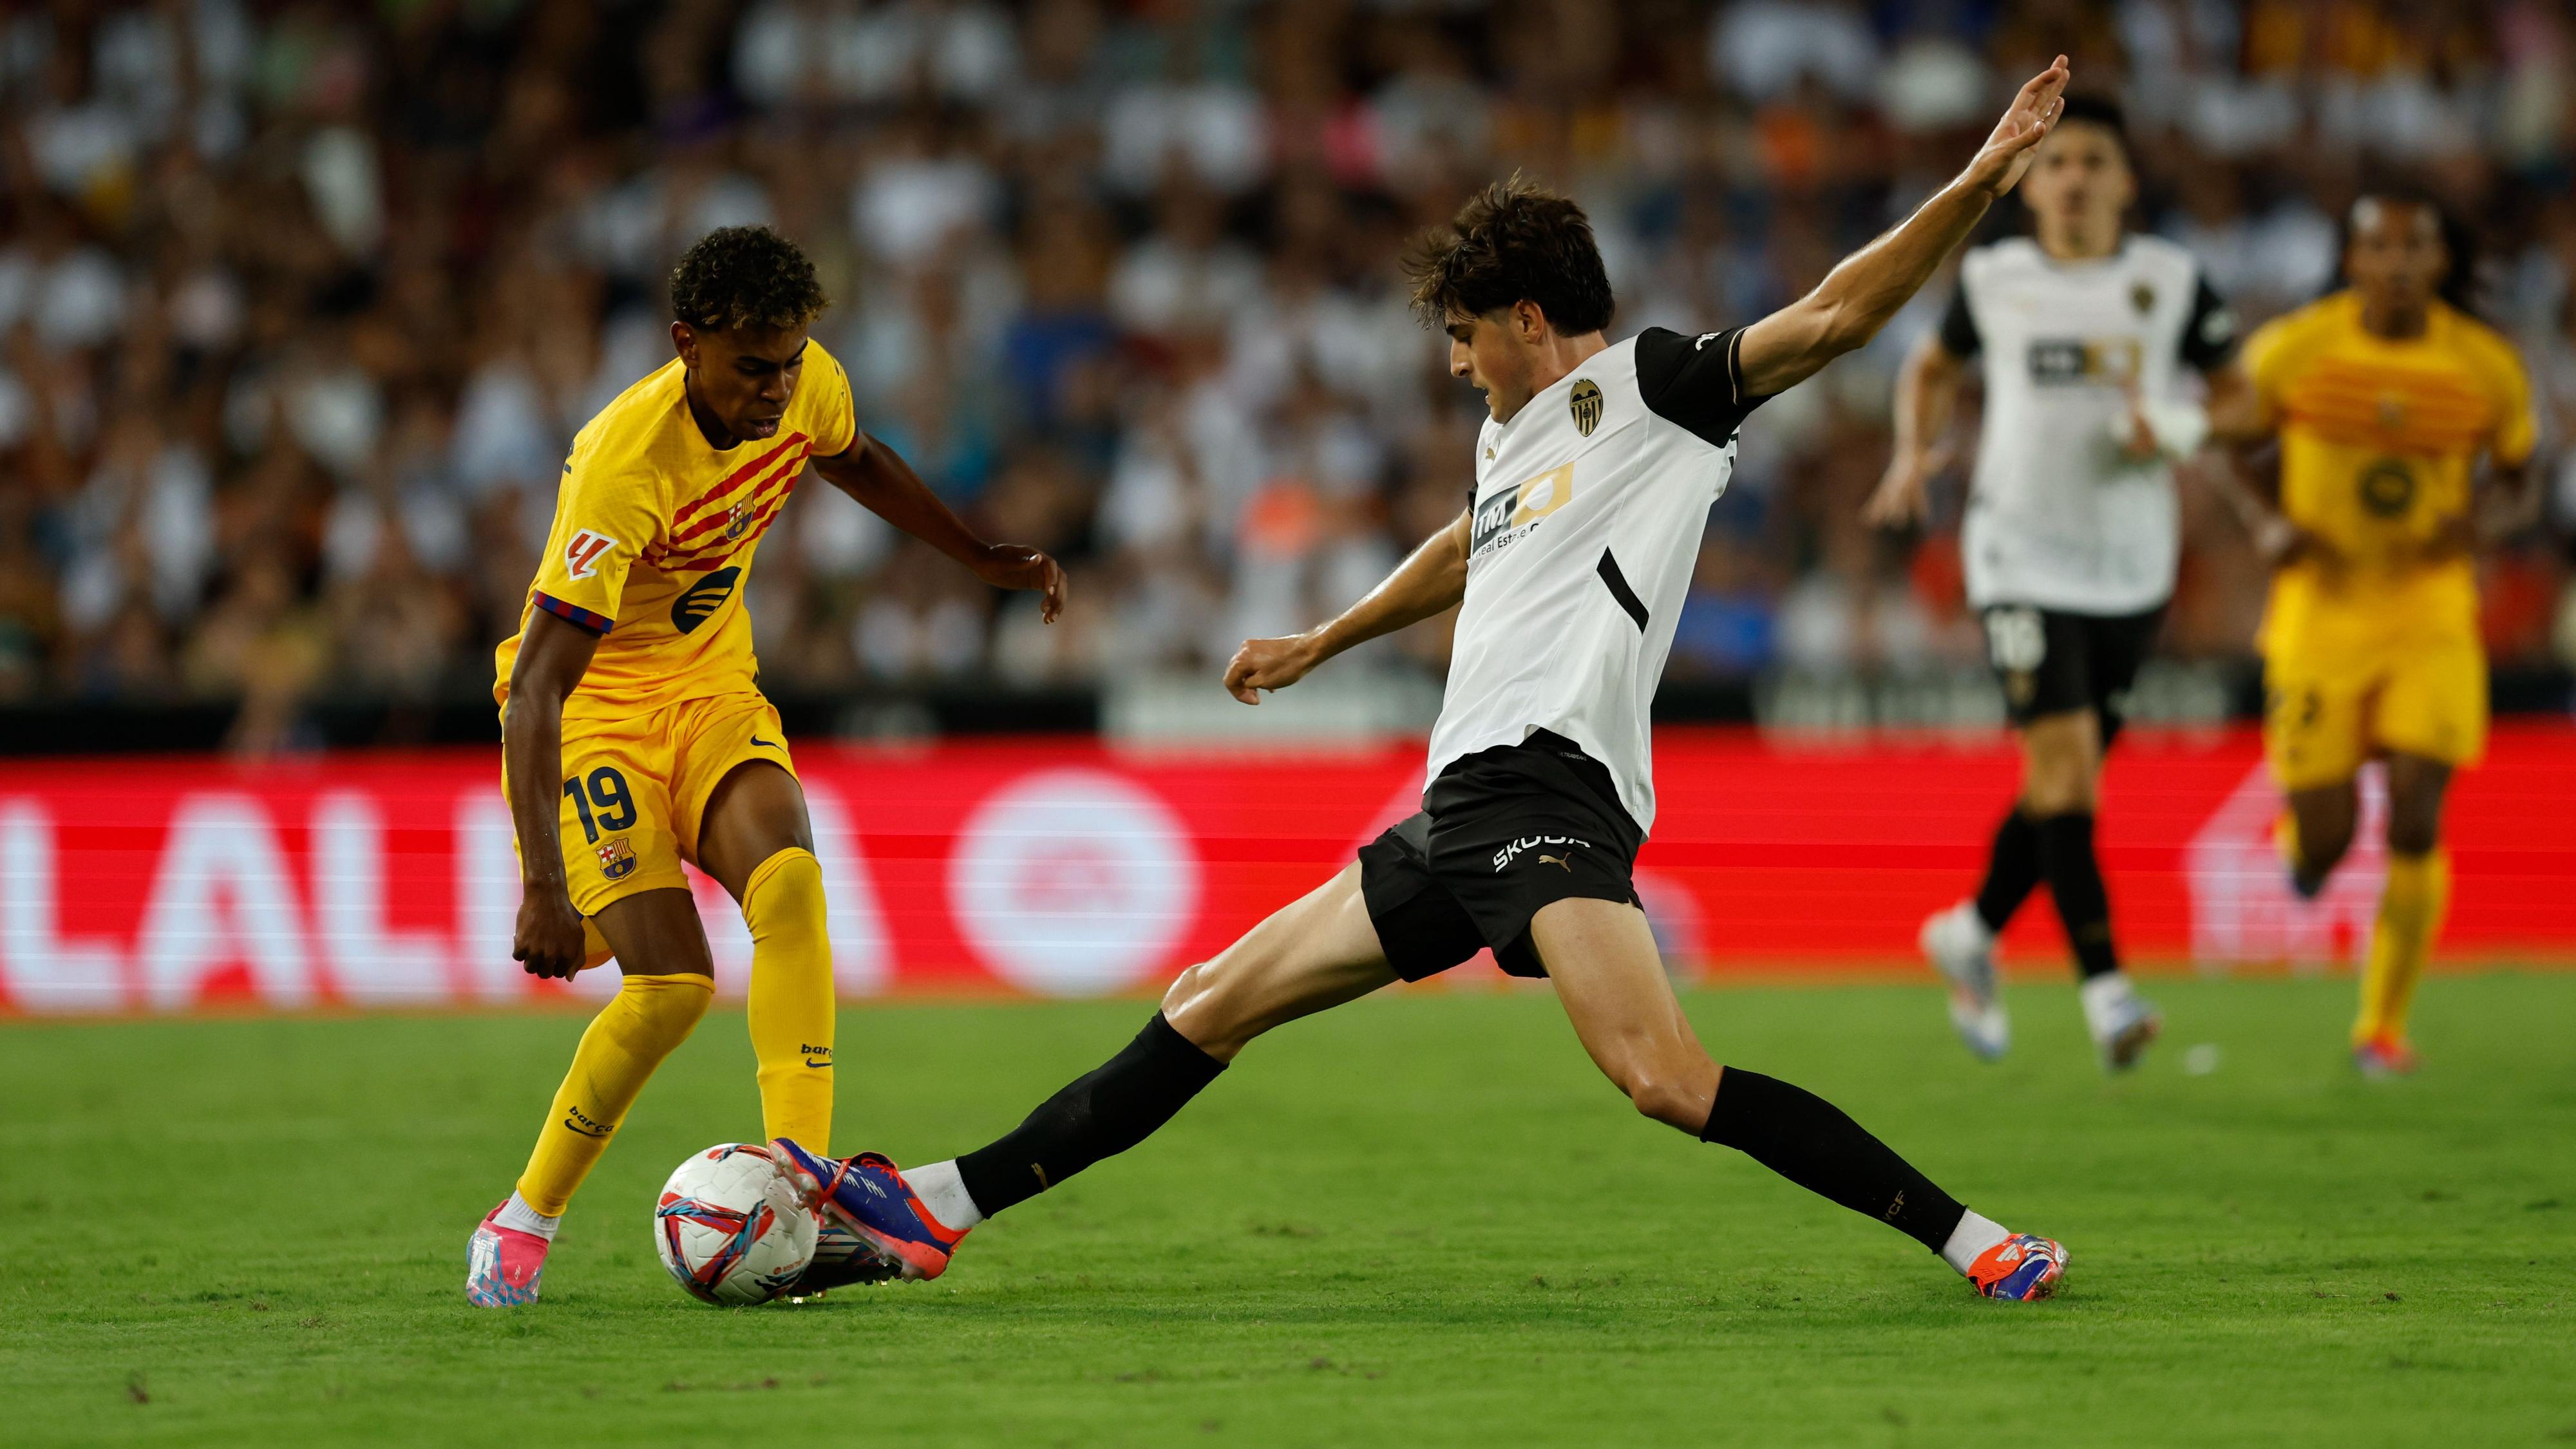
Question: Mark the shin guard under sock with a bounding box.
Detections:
[2036,811,2118,981]
[743,848,835,1153]
[1973,808,2043,934]
[2355,849,2447,1046]
[955,1012,1226,1217]
[1700,1067,1967,1253]
[516,971,713,1216]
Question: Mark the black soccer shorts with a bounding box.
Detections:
[1979,604,2166,734]
[1356,730,1644,981]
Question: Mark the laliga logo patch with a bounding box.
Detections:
[564,529,619,580]
[670,566,742,634]
[596,836,638,880]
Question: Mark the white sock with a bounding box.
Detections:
[1939,1209,2011,1276]
[2079,971,2136,1037]
[1950,898,1996,946]
[495,1191,562,1241]
[905,1160,985,1231]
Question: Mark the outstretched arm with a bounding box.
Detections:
[811,433,1068,621]
[1225,510,1471,703]
[1738,57,2069,398]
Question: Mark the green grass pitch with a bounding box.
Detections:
[5,974,2572,1447]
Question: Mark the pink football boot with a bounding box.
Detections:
[465,1200,551,1307]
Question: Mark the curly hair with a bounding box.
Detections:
[2333,187,2482,318]
[1403,175,1614,335]
[668,226,830,334]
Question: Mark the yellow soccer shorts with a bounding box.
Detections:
[2263,630,2486,792]
[509,692,800,916]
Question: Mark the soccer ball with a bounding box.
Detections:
[653,1142,819,1305]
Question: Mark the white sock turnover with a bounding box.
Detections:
[905,1160,985,1231]
[2079,971,2136,1037]
[1949,898,1996,947]
[496,1191,562,1241]
[1939,1209,2011,1276]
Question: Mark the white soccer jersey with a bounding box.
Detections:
[1425,328,1765,833]
[1944,235,2235,614]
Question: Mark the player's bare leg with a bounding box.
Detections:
[2352,753,2452,1074]
[1529,897,1716,1128]
[2281,775,2360,896]
[469,889,714,1305]
[772,864,1397,1278]
[1159,863,1403,1060]
[1531,896,2064,1299]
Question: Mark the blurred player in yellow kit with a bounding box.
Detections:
[465,227,1066,1305]
[2217,193,2537,1077]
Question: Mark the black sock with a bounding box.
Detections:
[1972,808,2043,934]
[954,1012,1226,1217]
[1700,1068,1966,1253]
[2036,811,2118,980]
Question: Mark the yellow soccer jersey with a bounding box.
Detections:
[2244,291,2534,643]
[493,342,858,717]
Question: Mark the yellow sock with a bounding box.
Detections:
[743,848,835,1153]
[2354,849,2448,1048]
[516,972,712,1216]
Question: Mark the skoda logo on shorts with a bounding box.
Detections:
[2358,459,2416,518]
[670,566,741,633]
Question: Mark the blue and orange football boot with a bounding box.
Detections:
[783,1221,904,1298]
[1965,1233,2067,1302]
[769,1141,969,1282]
[464,1200,550,1307]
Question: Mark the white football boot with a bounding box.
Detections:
[1920,900,2008,1061]
[2080,972,2161,1072]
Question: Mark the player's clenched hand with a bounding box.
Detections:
[973,544,1069,623]
[2115,383,2163,462]
[2251,513,2331,571]
[1863,444,1951,528]
[1224,634,1322,704]
[1963,55,2069,198]
[514,889,589,980]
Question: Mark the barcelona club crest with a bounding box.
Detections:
[1569,377,1603,437]
[596,837,638,880]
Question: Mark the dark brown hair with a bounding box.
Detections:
[669,226,829,333]
[1403,175,1615,335]
[2054,94,2129,158]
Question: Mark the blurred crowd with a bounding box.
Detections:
[5,0,2576,746]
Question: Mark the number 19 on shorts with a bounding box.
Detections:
[562,767,637,844]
